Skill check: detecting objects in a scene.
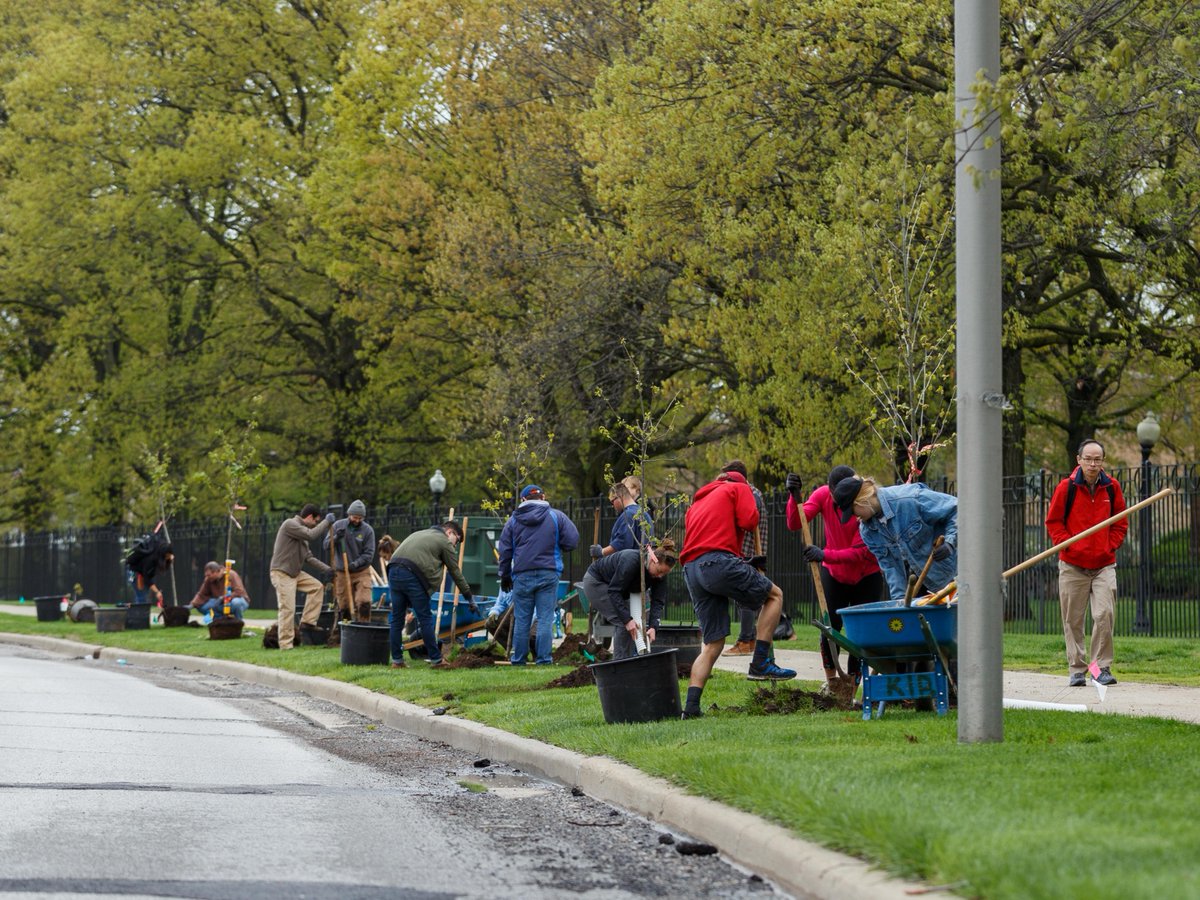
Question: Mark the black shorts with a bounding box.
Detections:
[683,551,773,644]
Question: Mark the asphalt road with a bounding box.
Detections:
[0,645,777,899]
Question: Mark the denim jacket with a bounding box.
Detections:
[858,483,958,601]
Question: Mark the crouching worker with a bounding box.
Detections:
[582,539,677,660]
[386,520,477,669]
[680,469,796,720]
[188,561,250,621]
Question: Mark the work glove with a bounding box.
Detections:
[501,576,513,593]
[467,599,480,616]
[589,544,603,560]
[746,555,767,572]
[784,472,803,500]
[932,542,952,562]
[325,512,336,524]
[802,544,825,563]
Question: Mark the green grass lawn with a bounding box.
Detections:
[3,606,1198,899]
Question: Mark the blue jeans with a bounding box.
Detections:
[199,596,249,621]
[388,566,440,663]
[511,568,558,664]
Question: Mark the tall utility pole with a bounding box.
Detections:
[955,0,1004,743]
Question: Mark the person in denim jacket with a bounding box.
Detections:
[831,476,957,602]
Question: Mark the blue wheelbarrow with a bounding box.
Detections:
[814,600,957,720]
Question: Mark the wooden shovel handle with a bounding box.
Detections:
[923,486,1174,605]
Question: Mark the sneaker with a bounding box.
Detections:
[747,658,797,682]
[428,658,447,668]
[1095,667,1117,686]
[680,708,703,720]
[726,640,755,656]
[1068,672,1086,687]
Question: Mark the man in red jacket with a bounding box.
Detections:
[680,469,796,719]
[1045,439,1127,687]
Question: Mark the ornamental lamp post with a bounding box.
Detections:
[429,469,447,525]
[1133,413,1160,635]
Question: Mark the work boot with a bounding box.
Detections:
[747,658,797,682]
[1068,672,1086,687]
[428,658,448,668]
[726,640,755,656]
[680,708,703,720]
[1094,667,1117,686]
[390,660,406,669]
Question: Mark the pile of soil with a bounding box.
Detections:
[443,645,499,669]
[208,617,244,641]
[743,684,849,715]
[546,664,596,688]
[552,632,610,664]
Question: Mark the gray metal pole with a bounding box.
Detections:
[955,0,1004,742]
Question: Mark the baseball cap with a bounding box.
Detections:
[832,476,864,523]
[520,485,544,500]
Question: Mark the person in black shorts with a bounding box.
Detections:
[679,469,796,719]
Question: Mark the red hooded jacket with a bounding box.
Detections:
[1045,467,1127,569]
[681,472,760,563]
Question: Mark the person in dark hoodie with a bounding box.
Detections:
[581,538,678,659]
[125,530,174,606]
[498,485,580,665]
[680,469,796,719]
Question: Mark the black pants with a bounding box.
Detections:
[818,568,886,676]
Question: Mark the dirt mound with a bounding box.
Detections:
[443,645,499,669]
[552,632,610,665]
[546,663,595,688]
[744,684,849,715]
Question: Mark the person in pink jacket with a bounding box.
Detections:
[784,465,885,696]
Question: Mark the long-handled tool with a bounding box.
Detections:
[432,506,456,647]
[793,481,846,679]
[340,532,355,619]
[447,516,470,653]
[918,486,1174,605]
[908,536,944,605]
[586,506,602,648]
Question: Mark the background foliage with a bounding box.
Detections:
[2,0,1198,528]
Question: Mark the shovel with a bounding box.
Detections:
[448,517,470,652]
[792,480,846,679]
[908,536,944,606]
[432,506,456,647]
[919,486,1174,605]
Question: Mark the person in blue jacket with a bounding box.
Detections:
[498,485,580,664]
[589,481,651,559]
[831,476,958,602]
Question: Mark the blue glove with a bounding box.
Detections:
[325,512,336,524]
[589,544,603,560]
[932,542,952,562]
[802,544,824,563]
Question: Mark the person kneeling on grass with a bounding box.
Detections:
[188,561,250,621]
[680,469,796,720]
[581,539,678,660]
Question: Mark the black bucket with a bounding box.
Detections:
[653,625,702,666]
[95,608,127,633]
[590,648,681,724]
[34,596,65,622]
[340,623,391,665]
[295,608,335,645]
[125,603,151,630]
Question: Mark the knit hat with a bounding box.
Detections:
[347,499,366,517]
[827,465,856,490]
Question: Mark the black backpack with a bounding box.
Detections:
[1060,479,1116,525]
[123,532,162,568]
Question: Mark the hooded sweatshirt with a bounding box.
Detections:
[680,473,760,564]
[498,499,581,578]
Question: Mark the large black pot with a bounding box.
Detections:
[340,623,391,665]
[590,648,681,724]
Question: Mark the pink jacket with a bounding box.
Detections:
[786,484,881,585]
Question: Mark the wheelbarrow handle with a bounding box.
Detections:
[811,618,871,662]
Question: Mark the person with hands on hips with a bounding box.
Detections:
[785,466,885,695]
[589,481,651,560]
[830,476,957,602]
[581,539,678,660]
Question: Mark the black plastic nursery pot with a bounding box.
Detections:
[95,608,127,633]
[340,623,391,665]
[124,603,151,630]
[590,647,681,724]
[652,625,702,667]
[34,596,65,622]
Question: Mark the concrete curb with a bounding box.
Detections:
[1,632,923,899]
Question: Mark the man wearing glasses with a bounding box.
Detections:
[1045,439,1127,687]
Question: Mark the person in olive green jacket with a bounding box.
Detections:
[386,521,478,668]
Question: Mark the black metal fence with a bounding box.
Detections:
[4,465,1199,637]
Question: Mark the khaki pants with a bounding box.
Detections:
[271,569,326,650]
[1058,561,1116,674]
[334,568,375,621]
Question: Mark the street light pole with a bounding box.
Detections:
[429,469,447,525]
[1134,413,1160,635]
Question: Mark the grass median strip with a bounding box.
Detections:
[4,609,1199,899]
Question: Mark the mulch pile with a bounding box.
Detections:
[546,664,596,688]
[742,684,850,714]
